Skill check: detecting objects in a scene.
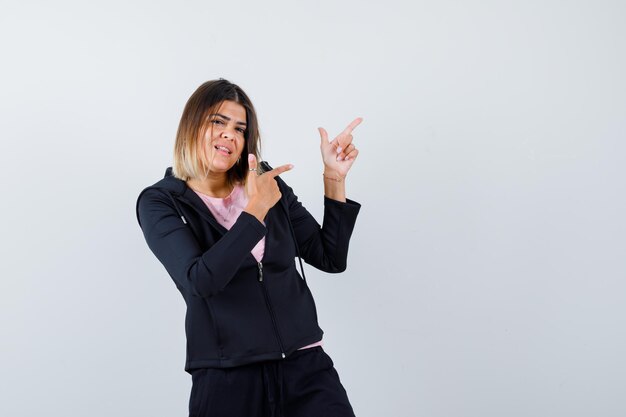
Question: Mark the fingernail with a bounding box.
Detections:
[337,156,343,161]
[248,154,254,162]
[289,164,294,169]
[336,147,342,154]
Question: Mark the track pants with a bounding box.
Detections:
[188,346,356,417]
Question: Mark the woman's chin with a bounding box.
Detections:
[209,159,236,173]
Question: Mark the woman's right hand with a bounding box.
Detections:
[244,154,294,223]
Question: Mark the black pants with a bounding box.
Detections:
[188,347,356,417]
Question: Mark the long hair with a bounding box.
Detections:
[172,79,262,185]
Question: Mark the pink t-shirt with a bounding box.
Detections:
[192,184,323,351]
[193,184,265,262]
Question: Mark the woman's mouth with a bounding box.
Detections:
[214,145,232,156]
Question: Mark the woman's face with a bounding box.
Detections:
[202,100,247,174]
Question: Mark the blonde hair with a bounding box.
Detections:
[172,79,262,185]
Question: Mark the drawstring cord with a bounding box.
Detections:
[165,190,187,224]
[277,197,307,282]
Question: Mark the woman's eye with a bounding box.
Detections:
[211,119,224,125]
[236,127,246,133]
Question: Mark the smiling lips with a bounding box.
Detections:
[214,145,233,155]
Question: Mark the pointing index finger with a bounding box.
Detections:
[267,163,294,178]
[342,117,363,135]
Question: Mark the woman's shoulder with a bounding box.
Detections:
[136,171,187,223]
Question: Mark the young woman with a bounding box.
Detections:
[136,79,362,416]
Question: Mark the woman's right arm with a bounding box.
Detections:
[137,188,266,298]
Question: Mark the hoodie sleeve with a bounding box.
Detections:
[277,177,361,273]
[136,188,267,297]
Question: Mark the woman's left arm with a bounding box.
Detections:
[277,178,361,273]
[276,118,363,273]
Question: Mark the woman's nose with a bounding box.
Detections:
[221,129,234,140]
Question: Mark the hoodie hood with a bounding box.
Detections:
[135,167,194,229]
[151,166,186,194]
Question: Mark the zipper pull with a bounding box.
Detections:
[258,262,263,282]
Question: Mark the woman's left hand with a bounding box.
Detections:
[318,117,363,179]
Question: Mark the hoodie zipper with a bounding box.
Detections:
[258,261,286,359]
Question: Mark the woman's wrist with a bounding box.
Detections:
[323,168,346,202]
[243,198,269,223]
[322,168,346,182]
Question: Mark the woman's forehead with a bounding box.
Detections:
[213,100,246,122]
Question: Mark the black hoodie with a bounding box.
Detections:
[135,167,361,371]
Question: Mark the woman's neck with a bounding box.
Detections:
[186,173,234,198]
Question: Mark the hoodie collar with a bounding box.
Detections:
[144,167,228,233]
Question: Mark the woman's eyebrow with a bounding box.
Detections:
[209,113,247,126]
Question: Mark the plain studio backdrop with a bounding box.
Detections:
[1,0,624,416]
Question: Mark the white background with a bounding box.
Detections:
[1,0,625,416]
